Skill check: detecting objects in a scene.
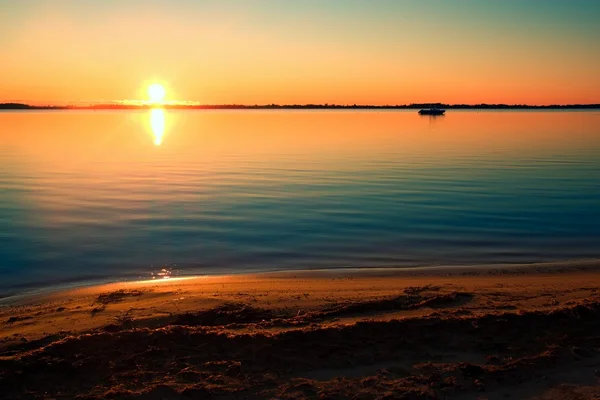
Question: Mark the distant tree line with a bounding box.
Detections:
[1,102,599,110]
[0,103,65,110]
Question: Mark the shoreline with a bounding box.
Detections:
[2,258,599,306]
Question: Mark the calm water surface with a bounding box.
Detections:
[1,110,599,295]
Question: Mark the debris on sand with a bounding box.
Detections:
[96,289,145,305]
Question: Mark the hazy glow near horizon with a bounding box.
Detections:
[1,0,599,105]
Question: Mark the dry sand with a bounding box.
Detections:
[1,261,600,399]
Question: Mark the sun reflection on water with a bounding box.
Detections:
[149,265,178,280]
[150,108,165,146]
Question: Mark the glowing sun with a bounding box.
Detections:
[148,83,166,103]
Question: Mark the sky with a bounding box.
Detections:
[1,0,599,105]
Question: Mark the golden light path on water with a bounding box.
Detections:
[150,108,165,146]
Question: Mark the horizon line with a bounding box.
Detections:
[1,102,600,110]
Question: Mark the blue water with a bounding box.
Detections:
[1,110,599,295]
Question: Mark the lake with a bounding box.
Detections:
[1,110,599,296]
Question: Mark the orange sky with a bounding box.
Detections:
[1,1,599,105]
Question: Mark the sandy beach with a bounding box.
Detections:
[1,261,600,399]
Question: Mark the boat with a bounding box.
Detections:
[418,108,445,116]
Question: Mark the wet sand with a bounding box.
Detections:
[1,261,600,399]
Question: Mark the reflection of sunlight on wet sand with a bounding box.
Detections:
[150,108,165,145]
[126,276,195,286]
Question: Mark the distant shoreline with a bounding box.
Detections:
[1,102,600,110]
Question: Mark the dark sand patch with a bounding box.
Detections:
[1,301,600,399]
[96,289,146,305]
[5,316,32,324]
[168,290,474,331]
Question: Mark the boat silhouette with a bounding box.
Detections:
[418,108,445,115]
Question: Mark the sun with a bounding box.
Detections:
[148,83,166,103]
